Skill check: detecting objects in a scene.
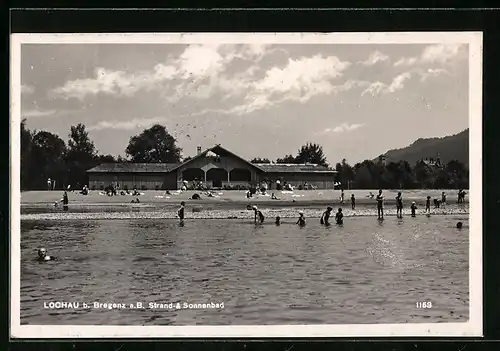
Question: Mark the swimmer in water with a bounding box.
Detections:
[36,248,57,262]
[351,194,356,210]
[335,208,344,225]
[376,189,384,219]
[275,216,281,226]
[367,192,375,200]
[396,192,403,219]
[296,211,306,226]
[320,206,333,225]
[425,196,431,214]
[456,221,463,229]
[253,205,264,224]
[411,201,417,217]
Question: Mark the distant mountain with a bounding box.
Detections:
[376,129,469,167]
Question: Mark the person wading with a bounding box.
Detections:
[376,189,384,220]
[396,192,403,219]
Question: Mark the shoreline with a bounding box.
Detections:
[21,206,469,221]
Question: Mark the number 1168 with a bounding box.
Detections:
[416,302,433,308]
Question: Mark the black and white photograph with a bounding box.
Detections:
[10,32,483,338]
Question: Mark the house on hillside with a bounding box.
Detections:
[86,144,337,190]
[421,154,444,169]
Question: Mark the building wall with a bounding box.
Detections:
[176,155,258,188]
[259,172,336,189]
[89,172,176,190]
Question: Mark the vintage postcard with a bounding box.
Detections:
[10,32,483,338]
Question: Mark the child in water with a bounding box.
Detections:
[411,201,417,217]
[396,192,403,219]
[335,208,344,225]
[425,196,431,214]
[351,194,356,210]
[253,206,265,224]
[275,216,281,226]
[296,211,306,226]
[320,206,333,225]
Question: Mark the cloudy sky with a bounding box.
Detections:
[20,42,469,164]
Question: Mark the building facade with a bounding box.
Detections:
[87,145,337,190]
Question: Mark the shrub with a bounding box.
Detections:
[141,185,147,190]
[99,185,104,190]
[123,185,128,191]
[92,185,96,190]
[155,185,160,191]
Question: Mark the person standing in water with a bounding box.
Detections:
[177,201,185,223]
[376,189,384,219]
[441,192,447,208]
[351,194,356,210]
[320,206,333,225]
[60,191,69,211]
[425,196,431,214]
[340,189,345,204]
[253,206,264,224]
[396,192,403,219]
[335,208,344,225]
[296,210,306,226]
[411,201,417,217]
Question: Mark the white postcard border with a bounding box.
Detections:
[10,32,483,338]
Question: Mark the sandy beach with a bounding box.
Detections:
[20,189,469,221]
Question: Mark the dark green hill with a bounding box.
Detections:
[377,129,469,166]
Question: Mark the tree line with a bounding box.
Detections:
[20,121,468,190]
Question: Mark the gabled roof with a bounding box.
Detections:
[254,163,337,173]
[168,144,265,172]
[87,163,180,173]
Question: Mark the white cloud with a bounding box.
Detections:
[394,43,465,67]
[387,72,412,92]
[394,57,418,67]
[361,81,387,96]
[51,44,279,102]
[87,117,168,131]
[361,72,412,96]
[322,123,365,134]
[419,68,449,82]
[22,109,56,118]
[21,84,35,95]
[358,51,389,66]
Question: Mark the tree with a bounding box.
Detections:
[295,142,328,166]
[276,154,297,164]
[21,119,34,190]
[31,131,67,189]
[335,159,355,186]
[413,160,433,189]
[65,123,99,187]
[353,161,376,189]
[444,160,468,189]
[97,154,116,163]
[251,157,271,163]
[126,124,182,163]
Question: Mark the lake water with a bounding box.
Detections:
[20,216,469,325]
